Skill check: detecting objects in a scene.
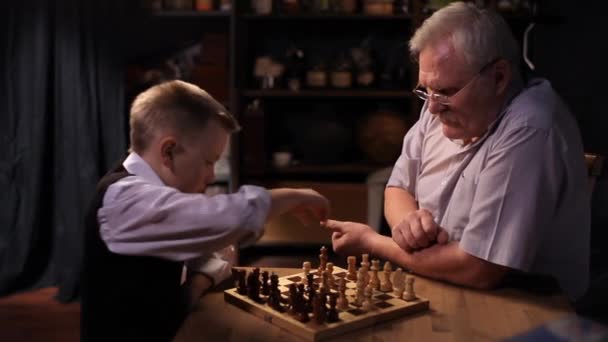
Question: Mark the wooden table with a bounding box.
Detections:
[174,267,573,342]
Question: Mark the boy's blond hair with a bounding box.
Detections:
[129,80,239,153]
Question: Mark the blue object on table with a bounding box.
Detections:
[504,315,608,341]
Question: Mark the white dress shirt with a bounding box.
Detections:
[98,152,271,284]
[387,78,590,299]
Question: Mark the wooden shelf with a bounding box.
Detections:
[241,14,411,21]
[270,162,387,176]
[242,89,413,99]
[151,10,231,18]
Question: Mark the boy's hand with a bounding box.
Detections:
[323,219,377,256]
[290,189,330,225]
[268,188,330,225]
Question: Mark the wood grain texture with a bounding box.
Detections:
[174,267,573,342]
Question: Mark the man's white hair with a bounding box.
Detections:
[409,2,520,72]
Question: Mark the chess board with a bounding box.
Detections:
[224,266,430,341]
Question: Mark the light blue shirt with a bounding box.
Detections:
[388,79,590,299]
[98,152,271,284]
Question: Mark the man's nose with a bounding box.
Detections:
[428,98,447,115]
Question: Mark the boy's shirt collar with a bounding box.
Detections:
[123,152,166,186]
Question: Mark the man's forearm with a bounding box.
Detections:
[367,233,507,289]
[384,187,418,228]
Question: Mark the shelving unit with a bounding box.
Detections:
[130,0,541,248]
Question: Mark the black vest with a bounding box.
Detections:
[81,162,186,342]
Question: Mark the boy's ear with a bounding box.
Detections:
[160,137,177,168]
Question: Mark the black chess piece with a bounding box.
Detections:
[261,271,270,296]
[247,268,261,302]
[312,294,326,324]
[267,273,283,311]
[295,283,309,322]
[327,293,339,323]
[235,269,247,295]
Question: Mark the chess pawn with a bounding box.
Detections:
[370,259,381,291]
[318,246,328,274]
[261,271,270,296]
[362,284,374,311]
[313,294,327,324]
[326,263,335,289]
[393,268,405,298]
[380,261,393,292]
[327,293,340,323]
[347,256,357,280]
[319,270,329,294]
[337,278,349,310]
[360,253,370,269]
[302,261,311,285]
[353,268,366,306]
[403,276,416,301]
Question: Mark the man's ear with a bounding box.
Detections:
[493,59,512,95]
[160,136,177,169]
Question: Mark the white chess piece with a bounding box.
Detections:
[347,256,357,280]
[337,277,349,310]
[353,268,366,306]
[393,268,405,298]
[403,276,416,301]
[302,261,311,285]
[380,261,393,292]
[370,259,381,290]
[362,284,374,311]
[326,262,335,289]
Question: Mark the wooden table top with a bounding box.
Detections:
[174,267,573,342]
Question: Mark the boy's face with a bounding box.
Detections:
[164,119,229,194]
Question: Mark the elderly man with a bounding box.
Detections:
[325,2,589,300]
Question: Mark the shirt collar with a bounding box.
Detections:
[123,152,166,186]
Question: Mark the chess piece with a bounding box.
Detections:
[235,269,247,295]
[403,276,416,301]
[336,277,349,310]
[318,246,328,274]
[261,270,270,296]
[302,261,311,285]
[362,284,374,311]
[393,267,405,298]
[296,283,310,322]
[319,270,329,294]
[347,256,357,280]
[288,283,298,315]
[247,268,261,302]
[268,273,283,311]
[327,293,339,322]
[306,273,315,292]
[370,259,381,291]
[326,262,335,289]
[360,253,370,269]
[353,268,366,306]
[313,294,327,324]
[380,261,393,292]
[360,264,370,286]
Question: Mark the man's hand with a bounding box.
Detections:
[324,219,377,256]
[391,209,449,252]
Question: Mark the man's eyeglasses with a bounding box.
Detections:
[413,57,501,106]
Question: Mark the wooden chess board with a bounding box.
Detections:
[224,266,430,341]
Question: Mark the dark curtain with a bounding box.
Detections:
[0,0,131,301]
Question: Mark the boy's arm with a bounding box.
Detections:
[99,180,329,262]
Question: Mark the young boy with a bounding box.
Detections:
[81,80,330,342]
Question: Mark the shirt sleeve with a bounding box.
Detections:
[386,105,428,193]
[186,245,236,285]
[98,179,271,261]
[459,126,563,271]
